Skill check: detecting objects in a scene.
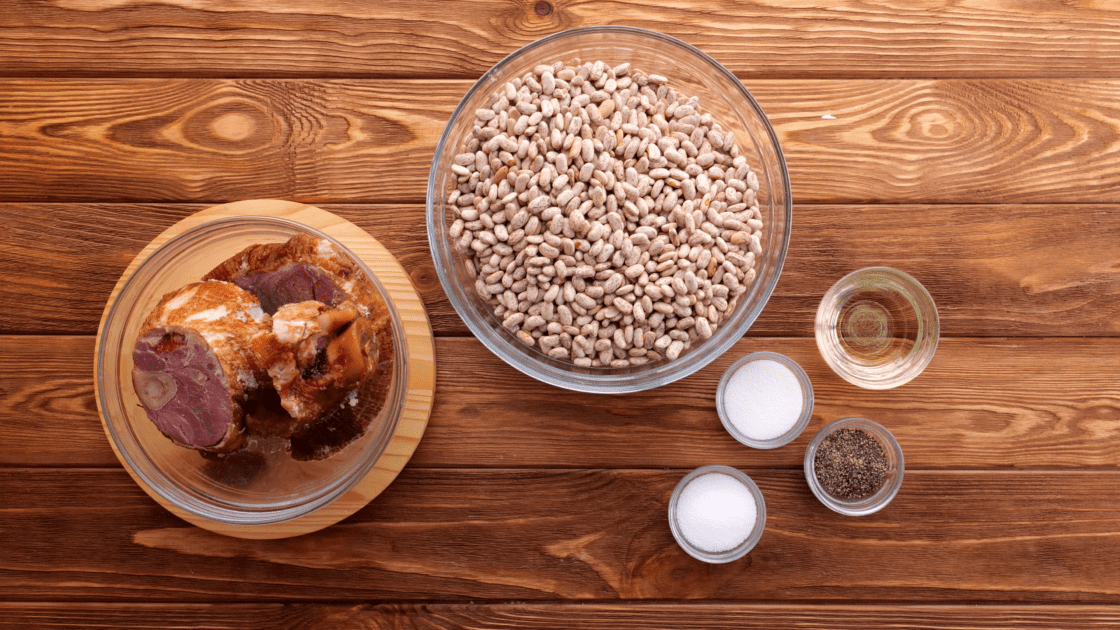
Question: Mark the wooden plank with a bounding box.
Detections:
[0,203,460,337]
[7,336,1120,469]
[766,80,1120,204]
[4,80,1120,204]
[2,468,1120,602]
[5,203,1120,338]
[0,80,459,204]
[3,1,1120,79]
[3,602,1120,629]
[0,336,103,465]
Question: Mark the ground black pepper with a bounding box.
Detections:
[814,427,888,500]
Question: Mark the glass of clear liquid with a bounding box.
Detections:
[815,267,938,389]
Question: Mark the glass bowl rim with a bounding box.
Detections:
[426,25,793,394]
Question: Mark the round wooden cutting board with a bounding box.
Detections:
[94,200,435,539]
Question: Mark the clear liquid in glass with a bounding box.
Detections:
[835,289,918,366]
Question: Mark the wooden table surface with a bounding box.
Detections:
[3,2,1120,628]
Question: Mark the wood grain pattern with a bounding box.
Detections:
[6,203,1120,338]
[4,1,1120,79]
[7,336,1120,469]
[5,80,1120,204]
[92,201,435,539]
[0,336,101,464]
[768,80,1120,204]
[4,603,1120,629]
[4,468,1120,602]
[0,80,458,203]
[3,0,1118,620]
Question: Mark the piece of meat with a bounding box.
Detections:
[205,234,374,314]
[233,262,347,315]
[254,300,379,424]
[288,390,367,461]
[200,234,398,461]
[131,281,271,453]
[287,314,396,462]
[205,234,394,396]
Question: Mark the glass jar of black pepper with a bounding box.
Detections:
[803,417,904,516]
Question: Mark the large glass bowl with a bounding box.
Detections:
[96,217,407,527]
[427,26,792,393]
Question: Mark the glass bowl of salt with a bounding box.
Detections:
[716,351,814,449]
[668,465,766,563]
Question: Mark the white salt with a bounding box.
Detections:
[723,359,804,442]
[675,472,758,553]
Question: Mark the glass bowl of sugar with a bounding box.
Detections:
[668,465,766,563]
[716,351,814,449]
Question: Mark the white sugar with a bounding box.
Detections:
[723,359,804,442]
[675,472,758,553]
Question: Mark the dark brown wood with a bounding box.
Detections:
[6,203,1120,338]
[0,336,103,465]
[4,80,1120,204]
[2,3,1118,618]
[3,602,1120,629]
[7,336,1120,469]
[3,1,1120,79]
[3,468,1120,602]
[0,203,460,336]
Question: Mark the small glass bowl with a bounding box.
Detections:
[427,26,792,394]
[96,216,408,527]
[668,465,766,563]
[716,351,814,449]
[804,417,904,516]
[815,267,939,390]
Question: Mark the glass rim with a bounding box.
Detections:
[815,266,939,390]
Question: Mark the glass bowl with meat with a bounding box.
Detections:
[96,216,406,529]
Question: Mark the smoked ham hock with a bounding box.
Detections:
[132,281,270,453]
[132,234,393,461]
